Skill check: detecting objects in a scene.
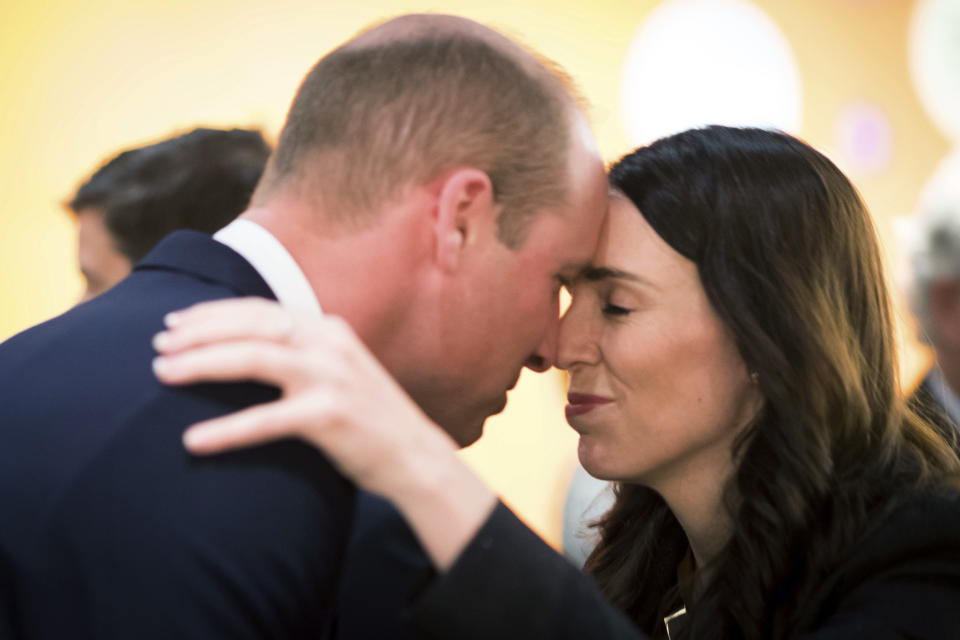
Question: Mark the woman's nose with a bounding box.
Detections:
[556,298,598,371]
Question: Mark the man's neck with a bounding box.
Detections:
[214,218,320,313]
[238,200,432,368]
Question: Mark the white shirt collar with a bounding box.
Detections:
[213,219,322,314]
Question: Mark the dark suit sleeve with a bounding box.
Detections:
[406,502,645,640]
[795,495,960,640]
[335,492,436,639]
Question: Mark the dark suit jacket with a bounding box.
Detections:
[400,491,960,639]
[0,231,354,639]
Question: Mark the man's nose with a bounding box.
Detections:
[523,313,560,373]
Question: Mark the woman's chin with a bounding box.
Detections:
[578,438,618,481]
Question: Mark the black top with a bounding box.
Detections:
[401,491,960,639]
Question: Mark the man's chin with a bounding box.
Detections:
[432,394,507,448]
[449,418,486,448]
[491,392,509,416]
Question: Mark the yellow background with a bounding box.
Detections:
[0,0,948,547]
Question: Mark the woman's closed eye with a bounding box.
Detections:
[602,302,631,317]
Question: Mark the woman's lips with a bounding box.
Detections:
[565,392,613,418]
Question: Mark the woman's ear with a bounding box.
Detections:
[434,168,495,273]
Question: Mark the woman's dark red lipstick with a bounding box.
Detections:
[565,392,613,418]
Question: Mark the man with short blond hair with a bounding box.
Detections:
[0,14,607,638]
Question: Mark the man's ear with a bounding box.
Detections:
[930,278,960,348]
[434,168,495,273]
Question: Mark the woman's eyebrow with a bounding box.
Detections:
[580,265,660,291]
[582,265,637,282]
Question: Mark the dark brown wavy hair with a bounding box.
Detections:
[584,126,960,639]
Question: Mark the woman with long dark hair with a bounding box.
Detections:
[155,126,960,639]
[576,126,960,638]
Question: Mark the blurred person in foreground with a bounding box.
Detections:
[905,165,960,453]
[157,127,960,639]
[68,127,271,302]
[0,14,608,638]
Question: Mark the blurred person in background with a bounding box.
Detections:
[68,127,271,302]
[905,163,960,454]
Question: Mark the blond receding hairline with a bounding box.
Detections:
[347,15,532,66]
[253,14,583,245]
[345,14,586,110]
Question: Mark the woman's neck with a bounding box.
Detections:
[672,487,733,574]
[654,453,738,574]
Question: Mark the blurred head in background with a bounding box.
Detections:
[905,159,960,438]
[68,127,271,301]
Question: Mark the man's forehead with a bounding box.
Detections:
[520,109,607,264]
[527,211,604,278]
[565,182,610,258]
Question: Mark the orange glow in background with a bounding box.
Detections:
[0,0,952,547]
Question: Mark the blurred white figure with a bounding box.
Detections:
[903,150,960,450]
[562,462,614,567]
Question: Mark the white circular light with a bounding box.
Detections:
[910,0,960,142]
[621,0,802,146]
